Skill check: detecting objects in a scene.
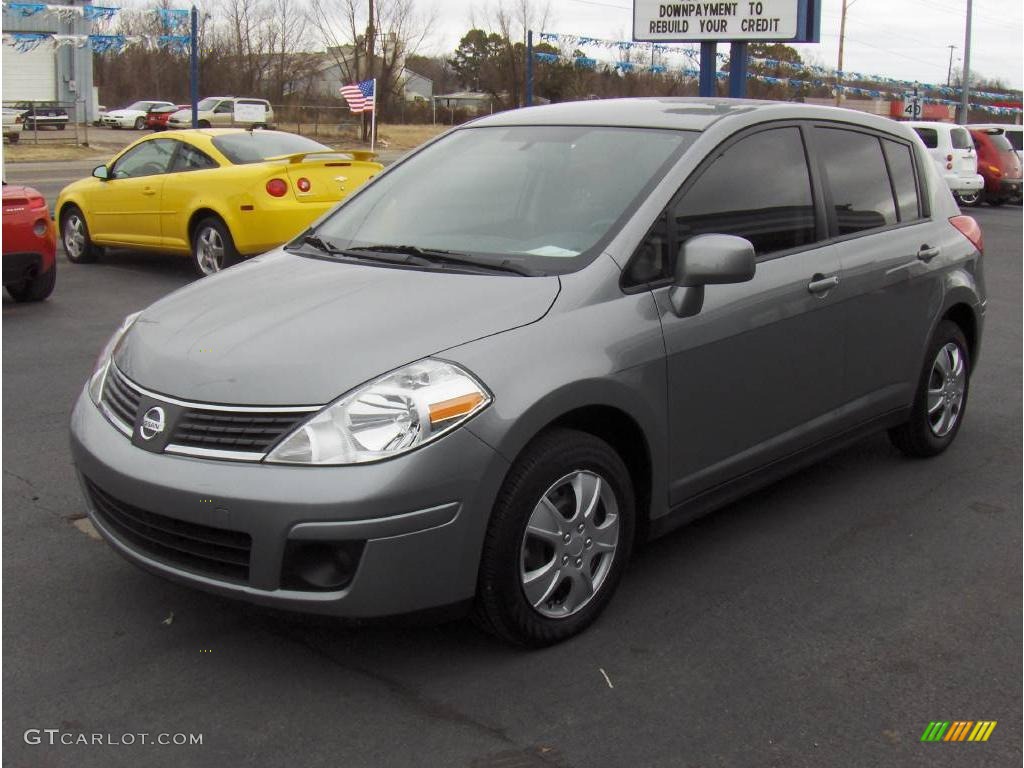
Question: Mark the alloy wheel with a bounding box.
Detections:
[927,342,966,437]
[63,214,85,259]
[519,470,619,619]
[196,226,225,275]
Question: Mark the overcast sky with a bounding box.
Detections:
[421,0,1023,91]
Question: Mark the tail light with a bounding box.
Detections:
[946,162,953,170]
[949,215,982,254]
[987,164,1002,175]
[946,154,953,162]
[28,196,47,210]
[296,177,311,193]
[265,178,288,197]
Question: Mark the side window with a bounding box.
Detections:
[950,128,973,150]
[110,139,176,179]
[913,127,938,149]
[816,128,897,235]
[674,127,817,257]
[625,211,669,285]
[169,142,218,173]
[881,139,921,222]
[214,101,234,114]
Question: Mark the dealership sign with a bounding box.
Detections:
[634,0,811,43]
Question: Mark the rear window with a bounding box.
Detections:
[816,127,897,235]
[211,132,333,164]
[986,133,1014,153]
[913,127,938,148]
[950,128,972,149]
[1004,130,1022,151]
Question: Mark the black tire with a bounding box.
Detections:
[60,205,100,264]
[888,320,971,458]
[253,123,267,130]
[7,133,19,144]
[986,193,1005,207]
[191,216,238,277]
[134,116,145,130]
[955,190,980,207]
[473,428,635,646]
[57,123,65,131]
[197,120,211,129]
[6,263,56,302]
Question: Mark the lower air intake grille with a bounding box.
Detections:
[85,477,251,583]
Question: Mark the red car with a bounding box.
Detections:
[146,104,189,131]
[969,128,1023,206]
[2,183,56,302]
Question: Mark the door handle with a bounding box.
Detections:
[917,245,940,262]
[807,274,840,294]
[142,187,156,196]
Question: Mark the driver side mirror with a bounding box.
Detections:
[669,234,756,318]
[92,165,109,181]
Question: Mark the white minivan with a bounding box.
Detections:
[907,121,985,206]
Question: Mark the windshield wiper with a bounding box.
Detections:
[348,244,533,276]
[287,234,343,254]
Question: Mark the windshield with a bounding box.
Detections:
[197,98,219,111]
[212,132,334,164]
[312,125,694,274]
[125,101,152,112]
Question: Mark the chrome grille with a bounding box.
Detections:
[170,410,310,452]
[101,366,141,429]
[85,477,252,583]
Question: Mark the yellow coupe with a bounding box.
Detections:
[56,129,382,276]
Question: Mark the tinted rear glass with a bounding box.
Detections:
[1004,130,1022,151]
[913,128,938,148]
[987,133,1014,152]
[212,132,332,164]
[950,128,972,149]
[881,139,921,222]
[817,128,897,235]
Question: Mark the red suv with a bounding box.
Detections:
[969,128,1023,206]
[2,183,56,301]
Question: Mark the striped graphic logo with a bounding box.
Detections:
[921,721,997,742]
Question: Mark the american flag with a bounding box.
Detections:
[340,79,375,113]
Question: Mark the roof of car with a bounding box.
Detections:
[471,97,909,134]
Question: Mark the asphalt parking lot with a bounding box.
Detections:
[2,201,1021,767]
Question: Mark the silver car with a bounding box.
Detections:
[70,99,986,645]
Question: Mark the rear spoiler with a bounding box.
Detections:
[267,149,378,164]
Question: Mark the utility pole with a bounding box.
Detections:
[190,5,198,128]
[958,0,972,124]
[834,0,849,106]
[946,44,957,87]
[365,0,375,142]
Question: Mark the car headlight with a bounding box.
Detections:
[266,359,491,465]
[87,311,142,405]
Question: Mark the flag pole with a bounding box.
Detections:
[370,78,377,153]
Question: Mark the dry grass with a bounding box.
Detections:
[3,142,107,163]
[272,122,447,151]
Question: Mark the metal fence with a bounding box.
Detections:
[2,100,91,147]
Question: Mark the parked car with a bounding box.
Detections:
[146,104,189,131]
[167,97,274,130]
[907,120,985,206]
[17,103,69,130]
[968,127,1023,206]
[2,107,23,143]
[2,182,56,301]
[93,105,108,127]
[969,123,1023,167]
[56,129,381,276]
[102,100,176,130]
[69,99,986,646]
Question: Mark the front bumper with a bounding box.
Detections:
[70,389,510,617]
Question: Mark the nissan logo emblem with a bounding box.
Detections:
[139,406,166,440]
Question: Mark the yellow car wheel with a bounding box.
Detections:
[191,217,238,277]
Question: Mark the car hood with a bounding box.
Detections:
[114,249,560,405]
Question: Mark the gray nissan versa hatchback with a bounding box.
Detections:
[70,99,986,646]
